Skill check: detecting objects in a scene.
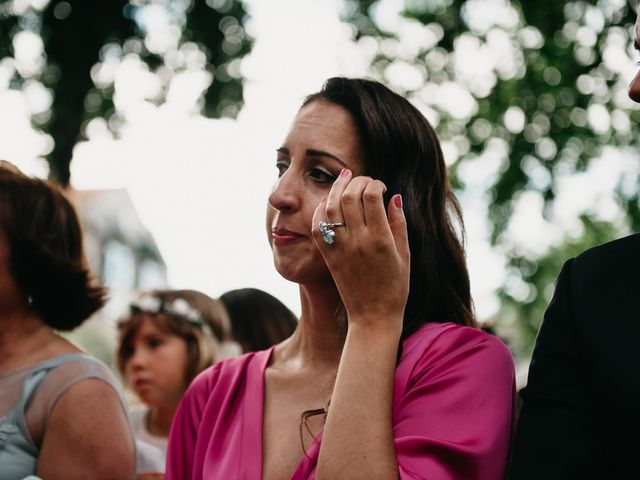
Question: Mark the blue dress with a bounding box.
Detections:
[0,353,129,479]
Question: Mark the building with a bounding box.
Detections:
[66,188,167,365]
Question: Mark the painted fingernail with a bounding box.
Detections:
[394,194,403,208]
[340,168,350,177]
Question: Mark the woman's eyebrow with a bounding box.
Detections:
[306,149,347,168]
[276,147,348,168]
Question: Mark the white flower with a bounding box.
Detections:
[134,295,162,313]
[170,299,200,322]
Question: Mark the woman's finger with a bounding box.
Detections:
[387,194,410,263]
[340,176,373,231]
[324,168,351,224]
[361,180,389,231]
[312,196,336,250]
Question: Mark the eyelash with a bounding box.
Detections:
[275,161,337,184]
[309,168,336,183]
[276,161,287,177]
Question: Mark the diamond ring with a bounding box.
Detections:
[319,221,345,245]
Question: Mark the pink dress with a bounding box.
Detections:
[166,322,516,479]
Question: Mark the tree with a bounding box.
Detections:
[0,0,252,184]
[342,0,639,356]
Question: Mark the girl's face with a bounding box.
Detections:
[124,316,190,409]
[266,100,364,284]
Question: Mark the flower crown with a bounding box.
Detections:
[130,295,205,327]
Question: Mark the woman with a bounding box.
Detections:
[167,78,515,479]
[0,161,135,479]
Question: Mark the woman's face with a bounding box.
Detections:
[124,316,190,409]
[266,100,365,284]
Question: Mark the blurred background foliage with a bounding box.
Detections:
[342,0,640,358]
[0,0,252,185]
[1,0,639,361]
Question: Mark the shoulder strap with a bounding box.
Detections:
[16,354,88,412]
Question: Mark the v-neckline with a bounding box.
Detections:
[244,347,325,479]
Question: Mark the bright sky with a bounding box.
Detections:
[1,0,637,325]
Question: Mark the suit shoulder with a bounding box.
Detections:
[574,233,638,269]
[569,233,639,288]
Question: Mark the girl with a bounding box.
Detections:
[116,289,240,477]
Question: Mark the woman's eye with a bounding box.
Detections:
[309,168,336,184]
[276,161,288,177]
[148,337,163,349]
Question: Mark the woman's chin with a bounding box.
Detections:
[273,260,332,287]
[274,265,304,284]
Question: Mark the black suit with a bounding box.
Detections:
[509,233,640,479]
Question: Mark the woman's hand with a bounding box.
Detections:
[311,168,410,333]
[313,170,405,479]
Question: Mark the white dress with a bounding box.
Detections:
[129,405,168,474]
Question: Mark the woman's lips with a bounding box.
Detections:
[272,227,305,246]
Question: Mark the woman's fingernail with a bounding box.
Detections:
[394,194,403,208]
[340,168,350,177]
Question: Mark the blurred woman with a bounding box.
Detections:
[220,287,297,352]
[0,160,135,479]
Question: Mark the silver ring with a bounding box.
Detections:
[319,221,344,245]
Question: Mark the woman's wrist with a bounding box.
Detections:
[346,316,403,344]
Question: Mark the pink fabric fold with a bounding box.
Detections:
[166,322,515,479]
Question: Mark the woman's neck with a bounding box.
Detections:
[272,284,346,372]
[0,310,74,372]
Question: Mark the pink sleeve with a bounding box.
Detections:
[166,364,221,480]
[394,329,516,480]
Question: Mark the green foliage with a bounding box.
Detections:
[498,216,622,354]
[0,0,253,184]
[342,0,640,357]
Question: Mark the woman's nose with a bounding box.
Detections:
[267,170,301,213]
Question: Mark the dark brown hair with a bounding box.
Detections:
[0,161,106,330]
[116,289,231,384]
[303,77,476,338]
[220,288,298,352]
